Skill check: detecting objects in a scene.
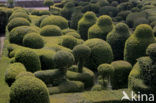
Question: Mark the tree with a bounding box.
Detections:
[44,0,54,11]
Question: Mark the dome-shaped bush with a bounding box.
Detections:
[5,63,26,86]
[106,23,130,60]
[7,17,30,31]
[9,12,31,22]
[99,6,118,17]
[10,76,50,103]
[53,50,75,69]
[35,15,48,27]
[40,15,68,29]
[65,32,81,39]
[15,49,41,72]
[111,60,132,89]
[146,43,156,61]
[88,15,113,40]
[23,33,44,49]
[9,26,39,45]
[78,11,97,40]
[16,71,35,80]
[124,24,155,65]
[84,38,113,70]
[40,25,62,36]
[97,64,113,78]
[62,28,77,35]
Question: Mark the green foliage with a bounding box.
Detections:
[9,26,39,45]
[5,63,26,86]
[81,3,99,14]
[10,76,50,103]
[40,15,68,29]
[62,28,77,34]
[84,38,113,70]
[23,33,44,49]
[88,15,113,40]
[9,12,31,22]
[124,24,155,65]
[16,71,35,79]
[117,10,131,20]
[111,60,132,89]
[34,69,64,86]
[15,49,41,72]
[99,6,118,17]
[44,0,54,10]
[7,17,30,31]
[39,10,50,15]
[91,84,103,91]
[146,43,156,61]
[97,64,113,78]
[40,25,62,36]
[96,0,109,7]
[78,11,97,40]
[35,15,48,27]
[64,32,81,39]
[106,23,130,60]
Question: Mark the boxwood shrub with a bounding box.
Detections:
[40,25,62,36]
[10,76,50,103]
[9,12,31,22]
[16,71,35,80]
[111,60,132,89]
[35,15,48,27]
[64,32,81,39]
[5,63,26,86]
[15,49,41,72]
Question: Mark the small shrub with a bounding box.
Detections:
[84,38,113,70]
[62,28,77,34]
[35,15,48,27]
[15,49,41,72]
[5,63,26,86]
[23,33,44,49]
[96,0,109,7]
[40,25,62,36]
[88,15,113,40]
[146,43,156,61]
[99,6,118,17]
[82,3,99,14]
[39,10,50,15]
[117,10,131,20]
[44,0,54,10]
[153,26,156,36]
[65,32,81,39]
[16,71,35,79]
[78,11,97,40]
[10,76,50,103]
[40,15,68,29]
[7,17,30,31]
[111,60,132,89]
[9,12,31,22]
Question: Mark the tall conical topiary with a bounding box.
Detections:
[106,23,130,60]
[88,15,113,40]
[78,11,97,40]
[124,24,155,65]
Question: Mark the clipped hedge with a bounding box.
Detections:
[5,63,26,86]
[64,32,81,39]
[124,24,155,65]
[10,76,50,103]
[9,12,31,22]
[35,15,48,27]
[88,15,113,40]
[7,17,30,32]
[15,49,41,72]
[84,38,113,70]
[40,15,68,29]
[111,60,132,89]
[16,71,35,79]
[40,25,62,36]
[23,33,44,49]
[106,23,130,60]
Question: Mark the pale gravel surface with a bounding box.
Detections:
[0,36,5,58]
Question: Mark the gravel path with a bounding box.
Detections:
[0,36,5,58]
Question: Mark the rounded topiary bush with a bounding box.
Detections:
[7,17,30,31]
[40,25,62,36]
[35,15,48,27]
[62,28,77,35]
[9,26,39,45]
[124,24,155,65]
[10,76,50,103]
[106,23,130,60]
[15,49,41,72]
[146,43,156,61]
[65,32,81,39]
[40,15,68,29]
[16,71,35,80]
[5,63,26,86]
[23,33,44,49]
[78,11,97,40]
[111,60,132,89]
[88,15,113,40]
[84,38,113,70]
[9,12,31,22]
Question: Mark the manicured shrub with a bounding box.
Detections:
[99,6,118,17]
[65,32,81,39]
[34,69,64,86]
[82,3,99,14]
[62,28,77,34]
[117,2,133,11]
[31,9,40,15]
[9,26,39,45]
[40,25,62,36]
[72,45,91,73]
[78,11,97,40]
[23,33,44,49]
[117,10,131,20]
[133,18,149,28]
[40,15,68,29]
[84,38,113,70]
[91,84,103,91]
[124,24,155,65]
[96,0,109,7]
[60,36,80,49]
[88,15,113,40]
[7,17,30,31]
[106,23,130,60]
[97,64,113,88]
[35,15,48,27]
[15,49,41,72]
[111,1,118,7]
[67,65,95,88]
[9,12,31,22]
[111,60,132,89]
[16,71,35,80]
[146,43,156,61]
[70,6,83,30]
[151,21,156,28]
[5,63,26,86]
[44,0,54,10]
[39,10,50,15]
[10,76,50,103]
